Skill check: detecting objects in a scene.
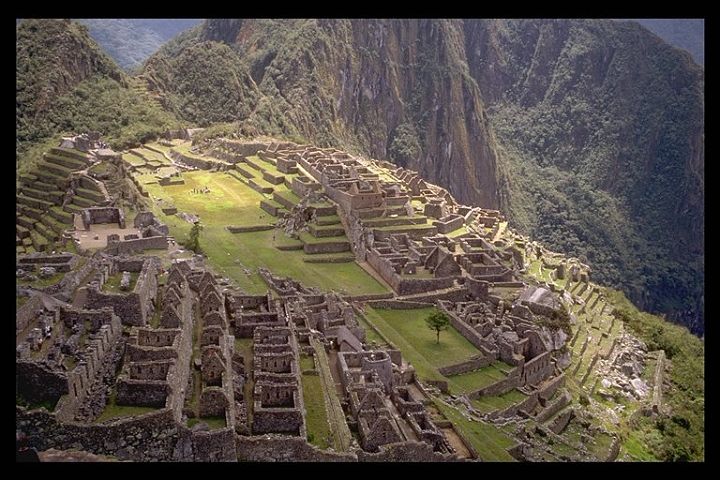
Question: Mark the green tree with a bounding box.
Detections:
[426,311,450,344]
[184,221,203,254]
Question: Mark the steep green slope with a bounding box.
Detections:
[16,19,181,163]
[609,289,704,461]
[143,40,261,125]
[464,19,704,333]
[16,19,123,148]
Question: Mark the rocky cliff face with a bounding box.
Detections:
[142,18,703,333]
[147,19,502,209]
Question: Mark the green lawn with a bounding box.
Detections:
[450,362,512,394]
[300,355,315,371]
[361,307,514,396]
[364,307,479,367]
[432,398,516,461]
[16,296,29,309]
[95,392,157,423]
[301,372,332,450]
[446,225,470,238]
[143,171,388,296]
[356,313,386,346]
[123,152,147,167]
[471,388,528,413]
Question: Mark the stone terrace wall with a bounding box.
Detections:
[174,427,237,462]
[16,407,179,461]
[437,303,494,356]
[483,390,539,421]
[366,300,433,309]
[468,367,522,398]
[107,236,168,255]
[438,355,493,376]
[357,441,462,462]
[235,435,354,462]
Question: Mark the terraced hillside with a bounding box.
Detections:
[16,147,109,254]
[122,141,387,297]
[16,133,701,462]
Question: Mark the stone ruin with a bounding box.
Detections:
[104,211,170,255]
[81,207,125,230]
[17,140,607,463]
[81,254,161,327]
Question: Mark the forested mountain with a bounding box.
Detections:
[76,19,203,71]
[141,19,704,334]
[16,19,181,162]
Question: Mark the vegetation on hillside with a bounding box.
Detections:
[607,288,704,461]
[483,19,704,334]
[77,19,202,71]
[144,41,260,126]
[44,77,180,150]
[16,19,122,150]
[16,19,181,161]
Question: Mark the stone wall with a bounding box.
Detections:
[468,367,521,398]
[16,407,178,461]
[106,236,168,255]
[87,257,159,326]
[438,304,493,355]
[235,435,354,462]
[116,379,170,407]
[16,295,43,336]
[535,390,571,423]
[81,207,125,229]
[16,362,68,404]
[226,225,274,233]
[438,355,493,376]
[357,441,462,462]
[367,248,456,295]
[521,351,554,386]
[59,306,114,331]
[42,258,95,302]
[341,293,394,302]
[86,289,145,326]
[252,409,304,435]
[483,390,539,421]
[365,300,433,309]
[174,427,237,462]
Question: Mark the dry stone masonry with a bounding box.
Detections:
[17,135,665,462]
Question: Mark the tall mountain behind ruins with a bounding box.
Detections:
[16,19,704,335]
[14,19,705,462]
[139,19,704,335]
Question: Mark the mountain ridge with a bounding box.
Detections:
[141,18,704,334]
